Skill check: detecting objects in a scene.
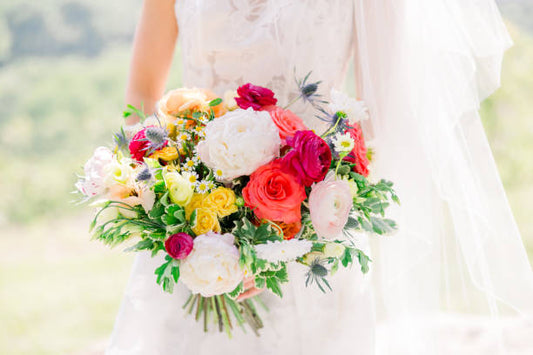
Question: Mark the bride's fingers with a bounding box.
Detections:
[236,287,264,302]
[242,277,255,289]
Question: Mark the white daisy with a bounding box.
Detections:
[255,239,313,263]
[183,158,197,171]
[206,181,216,190]
[195,180,210,194]
[183,171,199,184]
[214,169,225,181]
[332,132,355,153]
[177,131,190,143]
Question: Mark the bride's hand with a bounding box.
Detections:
[236,276,264,302]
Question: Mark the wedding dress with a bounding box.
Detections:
[107,1,533,354]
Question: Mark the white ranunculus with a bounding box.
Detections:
[309,174,353,239]
[197,108,281,181]
[76,147,114,197]
[255,239,313,263]
[180,232,244,297]
[328,88,369,125]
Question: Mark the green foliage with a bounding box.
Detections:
[154,255,180,293]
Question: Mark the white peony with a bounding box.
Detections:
[328,89,369,125]
[180,232,244,297]
[255,239,313,263]
[197,108,281,181]
[76,147,114,197]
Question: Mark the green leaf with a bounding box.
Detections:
[265,278,283,298]
[209,98,223,107]
[355,249,372,274]
[123,239,154,252]
[227,282,244,299]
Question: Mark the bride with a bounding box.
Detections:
[107,0,533,354]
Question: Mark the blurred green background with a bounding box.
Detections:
[0,0,532,354]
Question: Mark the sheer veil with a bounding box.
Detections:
[352,0,533,352]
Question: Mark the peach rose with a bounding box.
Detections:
[242,160,306,224]
[157,88,227,126]
[266,106,308,144]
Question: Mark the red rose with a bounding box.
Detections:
[280,130,332,187]
[242,160,306,224]
[165,233,194,260]
[343,124,369,177]
[235,83,277,110]
[266,106,308,144]
[129,126,168,163]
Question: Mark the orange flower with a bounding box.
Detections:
[278,220,302,240]
[242,160,306,224]
[149,146,179,162]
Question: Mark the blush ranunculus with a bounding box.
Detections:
[128,127,168,163]
[165,232,194,259]
[235,83,277,110]
[280,130,332,187]
[242,160,306,224]
[343,124,369,177]
[266,106,308,144]
[309,174,353,239]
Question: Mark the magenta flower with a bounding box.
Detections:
[164,233,194,260]
[235,83,277,110]
[281,130,332,187]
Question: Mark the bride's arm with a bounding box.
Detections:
[125,0,178,124]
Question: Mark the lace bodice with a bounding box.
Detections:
[175,0,355,131]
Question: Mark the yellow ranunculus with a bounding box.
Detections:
[150,146,179,162]
[191,207,221,236]
[164,171,194,207]
[203,187,238,218]
[185,193,207,219]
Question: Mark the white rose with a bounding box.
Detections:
[76,147,114,197]
[329,88,369,125]
[223,90,238,110]
[197,108,280,181]
[180,232,244,297]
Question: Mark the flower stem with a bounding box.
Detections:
[283,94,302,110]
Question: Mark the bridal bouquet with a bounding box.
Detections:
[76,74,398,337]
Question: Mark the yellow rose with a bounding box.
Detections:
[203,187,238,218]
[192,207,221,236]
[149,146,179,162]
[164,171,194,207]
[185,193,207,219]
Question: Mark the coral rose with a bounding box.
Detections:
[343,124,369,177]
[165,233,194,260]
[266,106,308,144]
[242,160,306,224]
[235,83,277,110]
[281,130,332,187]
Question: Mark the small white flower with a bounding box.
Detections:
[183,158,197,171]
[255,239,313,263]
[195,180,210,194]
[214,169,225,181]
[198,114,210,125]
[329,89,369,125]
[323,243,345,258]
[177,131,190,143]
[332,132,355,153]
[206,180,216,190]
[183,171,199,184]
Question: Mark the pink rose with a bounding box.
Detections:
[309,175,353,238]
[165,233,194,259]
[235,83,277,110]
[343,124,369,177]
[281,130,332,187]
[266,106,308,144]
